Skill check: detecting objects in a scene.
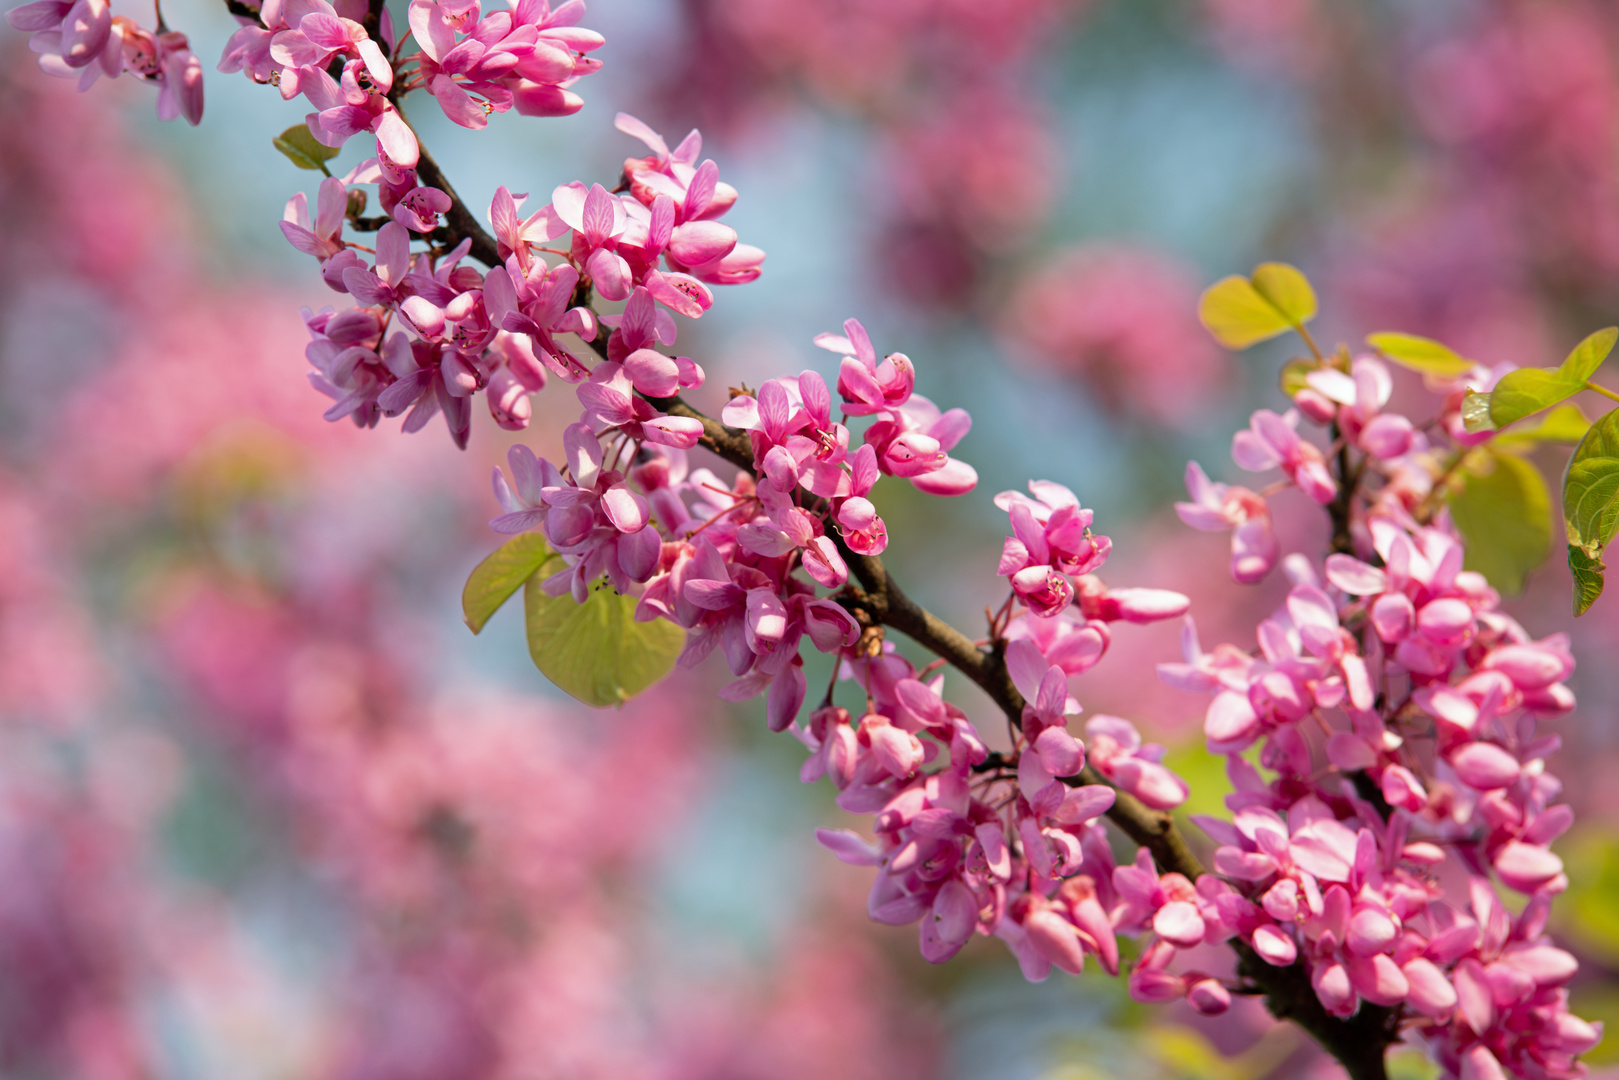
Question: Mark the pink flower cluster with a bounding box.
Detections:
[219,0,603,170]
[1157,367,1599,1077]
[491,318,976,725]
[810,605,1206,986]
[8,0,203,123]
[407,0,604,123]
[286,114,762,447]
[1177,355,1419,585]
[996,480,1113,617]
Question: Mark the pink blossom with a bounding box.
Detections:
[1176,461,1279,583]
[1232,408,1337,504]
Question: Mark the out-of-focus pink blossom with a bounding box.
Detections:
[1007,246,1231,422]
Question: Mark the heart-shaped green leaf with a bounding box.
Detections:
[1563,407,1619,616]
[1249,263,1318,326]
[273,125,340,172]
[1199,263,1317,349]
[462,533,558,633]
[1366,332,1475,378]
[524,575,686,707]
[1490,327,1618,429]
[1564,408,1619,556]
[1449,451,1551,595]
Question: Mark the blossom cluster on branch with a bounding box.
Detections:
[9,0,202,122]
[5,1,1618,1078]
[1165,359,1594,1078]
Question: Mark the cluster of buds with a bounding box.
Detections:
[811,603,1215,990]
[287,114,761,447]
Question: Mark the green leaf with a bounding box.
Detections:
[1569,545,1606,617]
[1449,451,1551,595]
[1491,327,1618,429]
[1561,326,1619,385]
[1490,369,1567,430]
[1366,332,1475,378]
[524,575,685,707]
[273,125,340,172]
[1198,262,1317,349]
[1563,408,1619,617]
[462,533,558,633]
[1493,404,1590,450]
[1249,262,1318,326]
[1462,392,1496,434]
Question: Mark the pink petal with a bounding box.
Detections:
[814,828,882,866]
[1251,924,1297,965]
[622,348,679,398]
[1153,900,1206,948]
[1450,742,1521,791]
[668,219,738,266]
[1401,958,1457,1017]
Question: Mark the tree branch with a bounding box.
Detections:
[1235,943,1396,1080]
[383,124,1397,1080]
[392,104,504,269]
[362,0,386,43]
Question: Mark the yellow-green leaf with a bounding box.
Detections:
[524,575,685,706]
[1491,327,1618,429]
[462,533,557,633]
[1199,275,1292,349]
[1249,262,1318,326]
[273,125,340,172]
[1366,332,1475,378]
[1449,451,1551,595]
[1490,368,1568,430]
[1199,262,1317,349]
[1493,404,1591,450]
[1552,827,1619,965]
[1560,326,1619,385]
[1387,1048,1443,1080]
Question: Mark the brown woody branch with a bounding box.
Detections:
[392,103,504,268]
